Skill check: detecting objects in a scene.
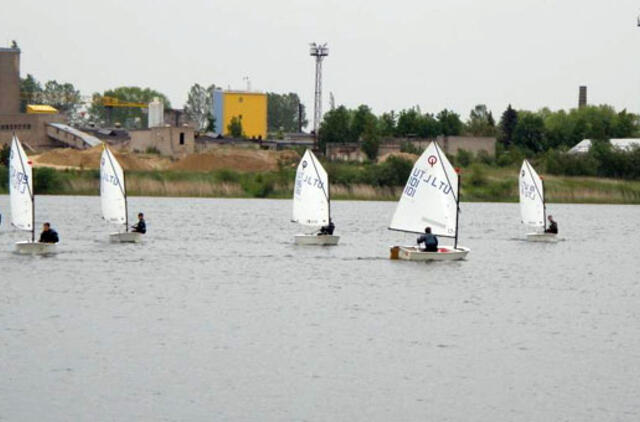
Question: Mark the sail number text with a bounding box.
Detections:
[9,165,29,194]
[404,169,452,197]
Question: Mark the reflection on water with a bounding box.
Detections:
[0,196,639,421]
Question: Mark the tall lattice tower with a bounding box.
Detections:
[309,43,329,139]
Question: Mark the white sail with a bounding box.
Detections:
[292,149,330,226]
[9,136,33,232]
[389,142,458,237]
[519,160,545,228]
[100,146,127,225]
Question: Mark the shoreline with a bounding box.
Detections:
[2,166,640,205]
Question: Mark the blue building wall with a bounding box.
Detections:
[212,90,224,133]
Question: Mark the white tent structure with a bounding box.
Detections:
[568,139,640,154]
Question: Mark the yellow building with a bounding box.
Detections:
[219,91,267,140]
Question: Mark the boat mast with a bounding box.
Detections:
[123,167,129,232]
[541,176,547,231]
[454,167,460,249]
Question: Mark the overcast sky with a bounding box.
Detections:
[2,0,639,120]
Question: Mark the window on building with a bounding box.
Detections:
[179,132,185,145]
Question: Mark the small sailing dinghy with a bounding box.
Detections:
[519,160,557,242]
[389,141,469,261]
[9,135,57,255]
[100,145,141,243]
[292,149,339,246]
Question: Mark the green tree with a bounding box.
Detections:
[351,105,377,141]
[267,92,307,132]
[318,106,352,151]
[184,83,215,132]
[466,104,497,136]
[437,109,463,136]
[19,74,42,112]
[378,111,396,137]
[89,86,171,128]
[498,104,518,147]
[227,116,244,138]
[513,111,546,152]
[41,80,81,114]
[395,108,422,136]
[417,113,440,138]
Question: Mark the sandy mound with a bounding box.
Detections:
[32,146,170,171]
[378,152,418,163]
[169,148,300,172]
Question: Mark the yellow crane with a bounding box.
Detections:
[100,96,148,126]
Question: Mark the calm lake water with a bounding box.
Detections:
[0,195,638,421]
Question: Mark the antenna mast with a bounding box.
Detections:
[309,42,329,143]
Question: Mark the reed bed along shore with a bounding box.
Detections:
[1,165,640,204]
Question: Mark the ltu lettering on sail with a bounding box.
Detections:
[303,174,324,190]
[102,173,119,186]
[423,174,452,195]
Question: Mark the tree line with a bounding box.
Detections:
[317,103,640,159]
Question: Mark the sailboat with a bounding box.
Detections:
[100,145,141,243]
[9,135,57,254]
[389,141,470,261]
[292,149,339,245]
[519,159,557,242]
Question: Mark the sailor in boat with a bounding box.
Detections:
[131,212,147,234]
[318,220,335,236]
[39,222,59,244]
[545,215,558,234]
[417,226,438,252]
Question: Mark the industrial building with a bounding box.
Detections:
[0,46,70,149]
[212,89,267,140]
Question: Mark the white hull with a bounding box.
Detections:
[526,232,558,242]
[390,245,470,261]
[294,234,340,246]
[15,241,57,255]
[109,232,143,243]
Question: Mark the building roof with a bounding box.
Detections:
[26,104,58,114]
[569,138,640,154]
[49,123,102,147]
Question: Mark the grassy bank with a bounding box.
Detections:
[1,164,640,204]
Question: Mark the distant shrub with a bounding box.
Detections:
[0,144,9,167]
[476,150,494,165]
[216,169,241,183]
[34,167,62,194]
[456,149,472,167]
[468,163,488,187]
[145,146,160,154]
[242,173,274,197]
[0,165,7,192]
[400,141,421,155]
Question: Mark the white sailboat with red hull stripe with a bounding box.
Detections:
[388,141,469,261]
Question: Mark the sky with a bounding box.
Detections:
[2,0,640,121]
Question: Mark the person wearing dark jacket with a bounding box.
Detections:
[546,215,558,234]
[417,226,438,252]
[131,212,146,234]
[318,220,335,236]
[39,222,59,243]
